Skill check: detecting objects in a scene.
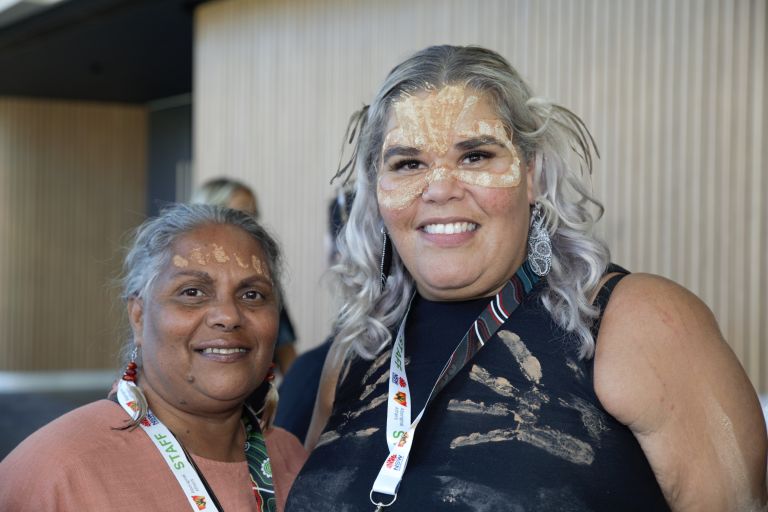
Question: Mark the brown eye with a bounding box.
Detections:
[181,288,204,297]
[461,151,492,165]
[392,159,425,172]
[242,290,265,301]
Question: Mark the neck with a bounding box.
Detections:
[138,381,247,462]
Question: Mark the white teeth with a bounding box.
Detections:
[201,348,247,355]
[423,222,477,235]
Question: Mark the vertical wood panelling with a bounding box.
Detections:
[0,98,146,371]
[755,0,767,391]
[195,0,766,392]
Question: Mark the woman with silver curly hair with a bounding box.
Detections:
[288,45,766,511]
[0,204,306,512]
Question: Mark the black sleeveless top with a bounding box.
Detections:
[286,270,670,511]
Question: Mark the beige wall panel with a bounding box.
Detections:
[0,98,146,371]
[195,0,766,392]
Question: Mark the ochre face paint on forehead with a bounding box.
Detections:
[190,247,207,265]
[172,255,189,268]
[385,85,476,154]
[211,244,230,263]
[251,255,265,276]
[379,85,522,211]
[234,253,250,269]
[172,245,272,281]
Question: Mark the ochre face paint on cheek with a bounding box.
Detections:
[377,147,522,211]
[378,86,523,211]
[457,119,522,185]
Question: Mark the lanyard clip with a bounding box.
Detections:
[370,490,397,511]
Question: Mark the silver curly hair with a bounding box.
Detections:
[117,203,283,430]
[331,45,610,363]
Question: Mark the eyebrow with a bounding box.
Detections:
[455,136,507,151]
[170,269,271,287]
[382,145,421,162]
[239,275,273,287]
[171,270,213,282]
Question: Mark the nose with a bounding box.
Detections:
[205,297,243,331]
[420,166,464,204]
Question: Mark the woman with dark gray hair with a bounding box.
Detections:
[287,45,767,511]
[0,204,306,511]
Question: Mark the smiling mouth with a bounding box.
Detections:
[422,222,478,235]
[199,347,248,355]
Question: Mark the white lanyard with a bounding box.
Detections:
[370,307,421,505]
[369,265,539,510]
[117,380,220,512]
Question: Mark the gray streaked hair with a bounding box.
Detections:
[118,202,283,430]
[331,44,610,363]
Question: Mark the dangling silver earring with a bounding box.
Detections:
[527,202,552,276]
[380,226,392,292]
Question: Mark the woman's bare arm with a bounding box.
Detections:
[594,273,767,511]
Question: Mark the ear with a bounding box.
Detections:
[526,158,536,205]
[127,297,144,348]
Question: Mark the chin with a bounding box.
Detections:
[418,279,478,301]
[201,383,255,404]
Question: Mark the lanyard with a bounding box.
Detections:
[117,379,220,511]
[370,263,539,510]
[116,380,276,512]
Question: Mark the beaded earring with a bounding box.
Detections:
[122,347,138,382]
[259,363,279,431]
[265,363,276,384]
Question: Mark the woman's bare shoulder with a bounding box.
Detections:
[593,273,767,511]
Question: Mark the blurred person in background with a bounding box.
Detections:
[287,45,767,511]
[193,178,298,375]
[0,204,306,511]
[275,186,354,443]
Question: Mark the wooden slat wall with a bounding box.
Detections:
[0,98,146,371]
[195,0,767,393]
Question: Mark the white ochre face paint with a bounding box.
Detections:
[211,244,230,263]
[189,247,206,265]
[234,253,250,269]
[172,255,189,268]
[172,245,271,281]
[378,84,522,210]
[251,255,265,276]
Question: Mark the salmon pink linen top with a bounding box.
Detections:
[0,399,307,511]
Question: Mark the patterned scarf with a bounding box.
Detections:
[242,413,276,512]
